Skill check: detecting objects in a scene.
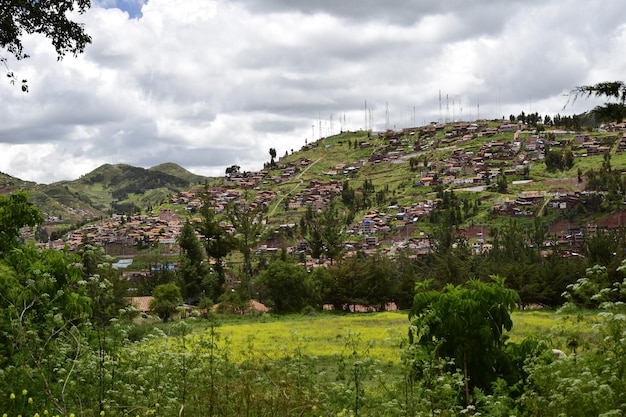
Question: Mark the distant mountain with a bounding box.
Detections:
[78,163,190,198]
[149,162,209,184]
[62,163,213,213]
[4,163,215,228]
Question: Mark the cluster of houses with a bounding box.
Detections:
[44,208,185,253]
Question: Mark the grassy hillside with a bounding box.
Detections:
[0,171,36,193]
[149,162,210,184]
[3,163,214,229]
[60,163,213,214]
[256,123,626,239]
[8,121,626,241]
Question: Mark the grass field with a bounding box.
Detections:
[212,312,410,365]
[153,309,599,366]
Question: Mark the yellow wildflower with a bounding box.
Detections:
[9,393,15,400]
[22,389,27,396]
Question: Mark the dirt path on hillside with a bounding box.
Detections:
[537,194,552,217]
[268,157,322,218]
[394,145,457,164]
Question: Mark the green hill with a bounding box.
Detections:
[149,162,209,184]
[2,163,214,229]
[6,121,626,240]
[60,163,213,214]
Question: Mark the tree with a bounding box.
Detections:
[226,198,263,297]
[178,220,210,303]
[197,195,233,299]
[225,164,240,177]
[318,199,346,264]
[567,81,626,122]
[150,283,182,322]
[303,198,346,264]
[1,0,92,90]
[409,276,520,405]
[341,180,356,208]
[302,205,323,259]
[496,173,508,193]
[254,260,308,313]
[0,191,43,253]
[323,252,371,310]
[269,147,277,166]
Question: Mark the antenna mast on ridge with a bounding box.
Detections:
[385,102,389,131]
[318,110,322,139]
[438,90,442,124]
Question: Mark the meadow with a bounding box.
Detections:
[149,308,593,365]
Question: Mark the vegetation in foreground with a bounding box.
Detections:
[2,169,626,416]
[0,286,623,417]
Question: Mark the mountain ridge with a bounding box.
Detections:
[1,162,215,226]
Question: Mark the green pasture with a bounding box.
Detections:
[145,309,598,365]
[213,312,410,365]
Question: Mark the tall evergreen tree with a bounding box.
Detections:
[178,220,211,302]
[227,198,263,297]
[197,194,233,298]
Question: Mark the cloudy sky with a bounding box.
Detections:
[1,0,625,184]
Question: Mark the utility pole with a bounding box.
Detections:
[385,101,389,131]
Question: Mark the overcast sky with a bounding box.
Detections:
[1,0,625,184]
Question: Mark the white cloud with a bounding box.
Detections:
[1,0,625,183]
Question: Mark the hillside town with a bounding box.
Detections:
[27,121,626,271]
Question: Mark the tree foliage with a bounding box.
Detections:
[178,220,211,302]
[544,148,574,172]
[77,243,130,325]
[226,198,263,296]
[567,81,626,122]
[0,244,94,413]
[1,0,92,90]
[568,81,626,105]
[0,191,43,253]
[409,276,520,405]
[255,260,308,313]
[302,198,346,264]
[149,283,182,322]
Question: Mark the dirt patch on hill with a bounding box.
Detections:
[596,210,626,229]
[544,177,585,192]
